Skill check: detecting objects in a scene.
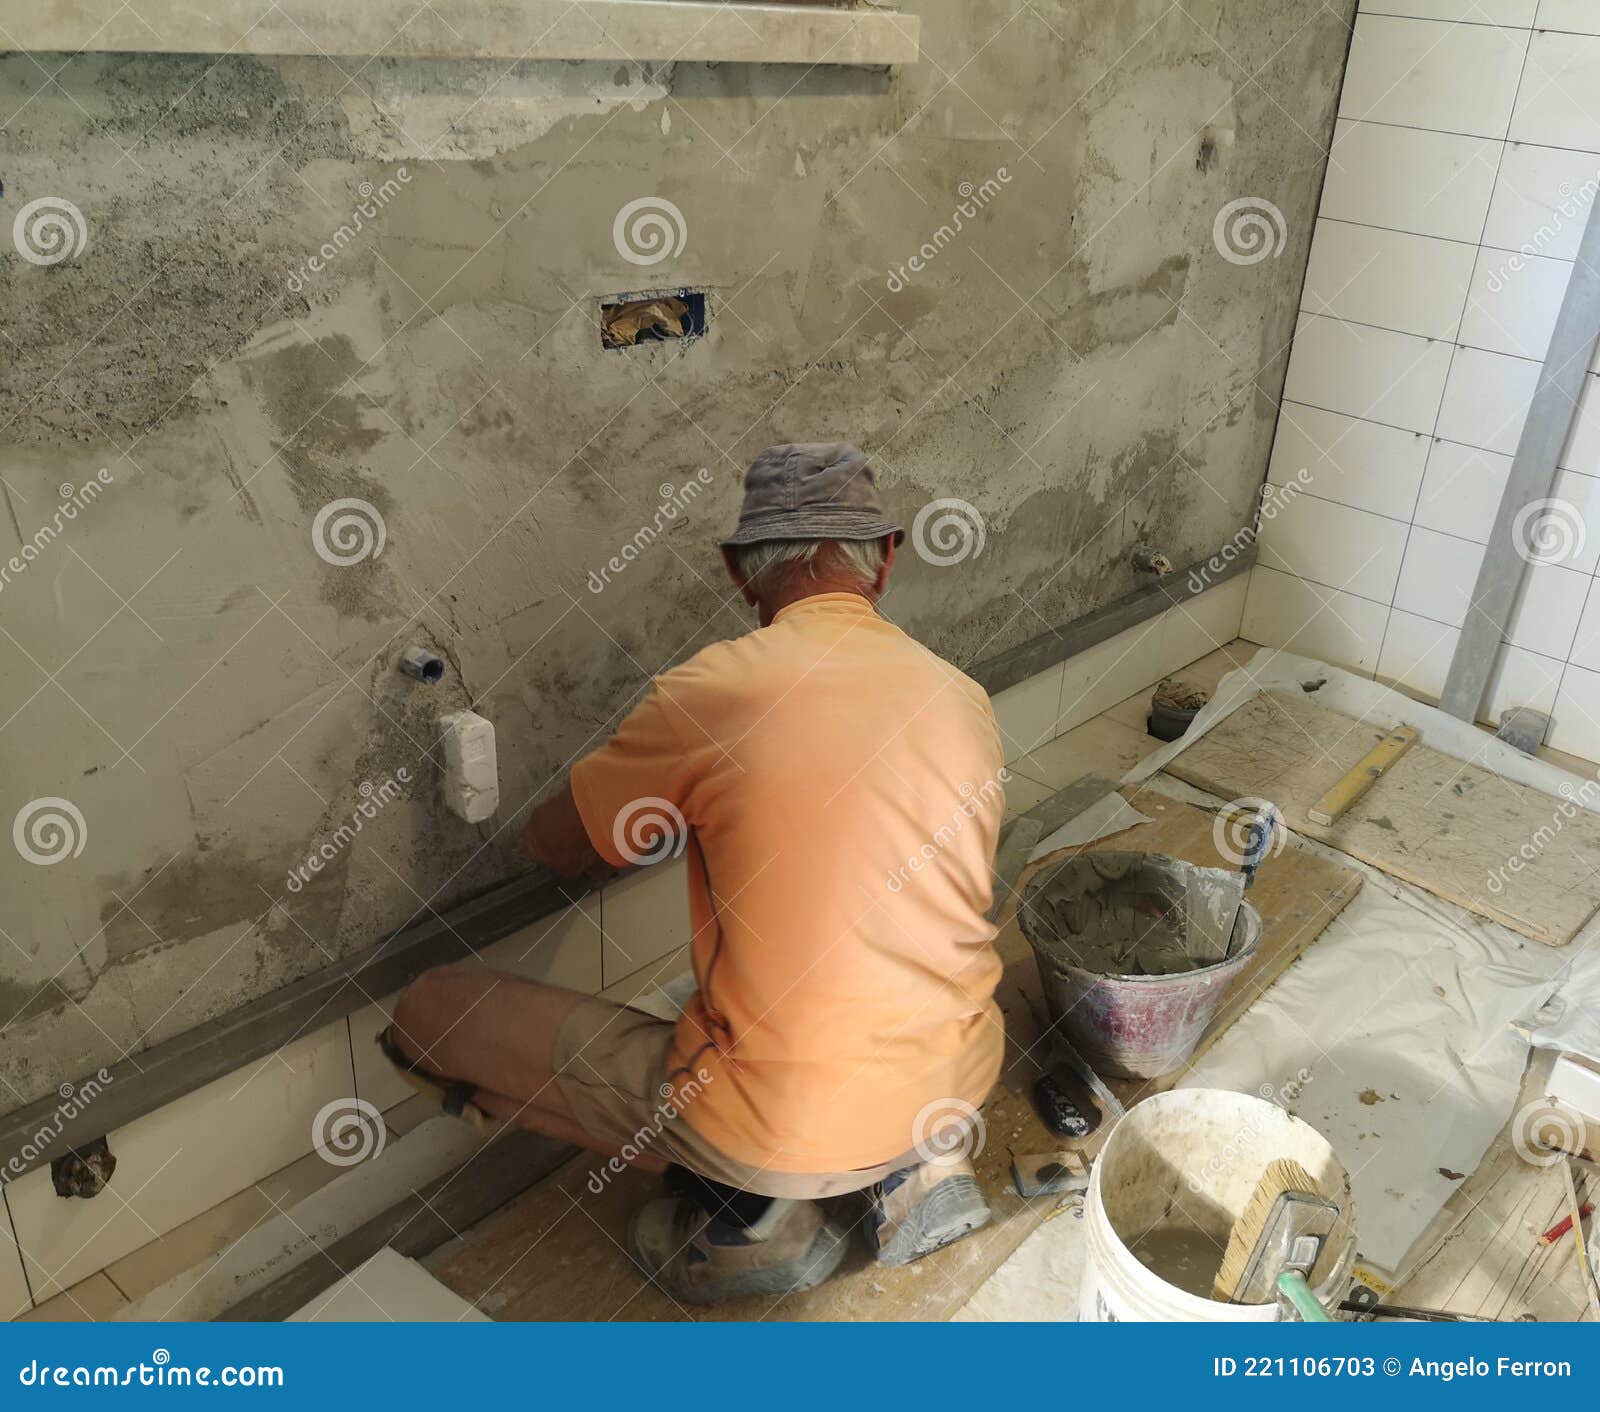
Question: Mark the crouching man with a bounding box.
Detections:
[388,443,1007,1304]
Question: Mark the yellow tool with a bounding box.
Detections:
[1308,724,1419,826]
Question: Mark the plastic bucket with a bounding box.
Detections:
[1080,1089,1357,1322]
[1019,851,1262,1079]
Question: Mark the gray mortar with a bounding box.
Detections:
[0,0,1356,1106]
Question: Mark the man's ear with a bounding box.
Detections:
[722,546,759,607]
[874,535,896,595]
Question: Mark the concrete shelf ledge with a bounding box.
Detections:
[4,1,920,65]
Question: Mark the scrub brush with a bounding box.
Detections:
[1213,1158,1340,1321]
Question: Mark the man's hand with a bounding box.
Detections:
[522,781,609,881]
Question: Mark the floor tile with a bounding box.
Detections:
[14,1271,126,1324]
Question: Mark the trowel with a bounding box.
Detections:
[1192,801,1277,964]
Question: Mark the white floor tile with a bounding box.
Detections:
[1302,222,1476,340]
[6,1019,356,1301]
[13,1271,126,1324]
[1320,120,1501,243]
[1414,440,1513,543]
[1459,247,1574,362]
[1340,14,1528,137]
[1548,663,1600,759]
[1393,526,1484,627]
[1436,346,1541,455]
[1511,31,1600,151]
[1,1224,30,1321]
[602,858,692,989]
[1255,492,1410,602]
[1359,0,1536,20]
[1283,315,1454,433]
[1538,0,1600,35]
[1270,402,1432,519]
[1483,143,1600,263]
[989,663,1064,763]
[1241,565,1391,673]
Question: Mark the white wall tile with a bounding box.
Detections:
[1321,120,1501,242]
[1,1218,30,1320]
[1241,565,1391,673]
[1507,562,1589,658]
[989,662,1064,763]
[602,857,692,989]
[1271,403,1432,519]
[1414,440,1513,542]
[1547,469,1600,574]
[1548,663,1600,759]
[1538,0,1600,35]
[1393,526,1484,627]
[1359,0,1536,19]
[1256,493,1410,601]
[1459,247,1574,361]
[1511,32,1600,151]
[1168,574,1248,657]
[1379,610,1562,723]
[1302,222,1476,340]
[1435,345,1541,454]
[6,1019,355,1301]
[1483,144,1600,262]
[1566,581,1600,671]
[1283,315,1454,433]
[1057,613,1169,733]
[1340,15,1528,137]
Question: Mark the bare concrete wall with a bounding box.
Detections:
[0,0,1353,1107]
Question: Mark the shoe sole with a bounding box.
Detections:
[629,1216,850,1306]
[873,1174,992,1267]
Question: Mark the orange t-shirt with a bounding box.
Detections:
[569,592,1007,1173]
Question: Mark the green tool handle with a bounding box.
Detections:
[1278,1271,1331,1323]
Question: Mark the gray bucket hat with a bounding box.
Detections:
[720,442,905,549]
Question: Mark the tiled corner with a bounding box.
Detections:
[1301,221,1476,340]
[601,858,691,990]
[1270,403,1431,520]
[4,1018,354,1303]
[1241,565,1390,674]
[1283,315,1453,433]
[1339,14,1528,138]
[1320,120,1500,243]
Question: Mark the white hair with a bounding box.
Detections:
[731,537,886,594]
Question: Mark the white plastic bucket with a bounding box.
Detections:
[1080,1088,1357,1322]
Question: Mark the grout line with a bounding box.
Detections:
[1,1183,33,1312]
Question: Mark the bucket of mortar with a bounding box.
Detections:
[1018,851,1262,1080]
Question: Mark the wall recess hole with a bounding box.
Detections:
[600,289,708,349]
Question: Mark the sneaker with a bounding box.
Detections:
[627,1195,848,1305]
[867,1155,992,1266]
